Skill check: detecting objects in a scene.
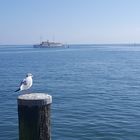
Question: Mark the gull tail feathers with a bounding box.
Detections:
[15,88,21,92]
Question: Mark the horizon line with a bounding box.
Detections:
[1,43,140,46]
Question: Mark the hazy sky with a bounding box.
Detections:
[0,0,140,44]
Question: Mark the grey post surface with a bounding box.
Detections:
[17,93,52,140]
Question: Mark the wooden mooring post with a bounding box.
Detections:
[17,93,52,140]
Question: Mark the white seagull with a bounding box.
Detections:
[15,73,33,92]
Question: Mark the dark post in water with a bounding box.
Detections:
[17,93,52,140]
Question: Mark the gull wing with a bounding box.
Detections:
[20,78,27,86]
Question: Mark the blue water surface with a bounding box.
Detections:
[0,44,140,140]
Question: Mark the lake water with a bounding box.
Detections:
[0,44,140,140]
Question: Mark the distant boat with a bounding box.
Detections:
[33,40,65,48]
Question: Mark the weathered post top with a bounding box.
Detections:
[18,93,52,106]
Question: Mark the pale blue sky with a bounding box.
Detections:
[0,0,140,44]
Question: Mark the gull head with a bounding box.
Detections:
[26,73,33,77]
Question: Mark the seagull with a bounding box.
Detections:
[15,73,33,92]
